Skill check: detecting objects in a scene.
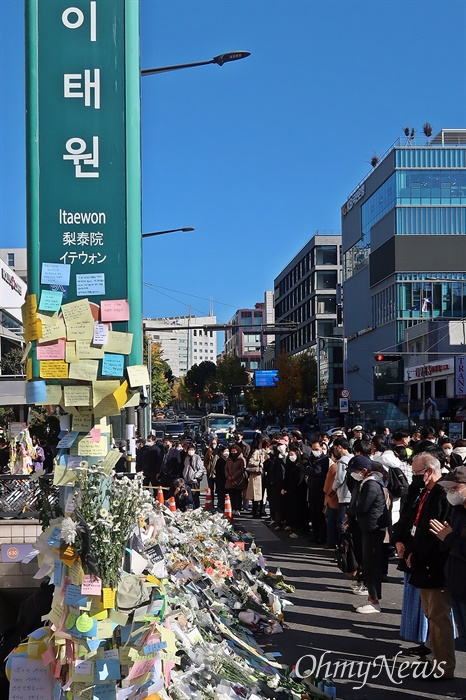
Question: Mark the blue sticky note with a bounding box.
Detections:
[95,659,121,681]
[46,525,62,548]
[87,639,106,652]
[39,289,63,312]
[41,262,71,286]
[143,641,167,654]
[26,380,47,403]
[52,680,62,700]
[120,622,144,644]
[65,583,88,607]
[76,273,105,297]
[92,682,116,700]
[54,560,63,587]
[101,353,124,377]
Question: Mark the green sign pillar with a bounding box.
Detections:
[25,0,142,370]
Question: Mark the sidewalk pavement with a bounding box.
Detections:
[236,514,466,700]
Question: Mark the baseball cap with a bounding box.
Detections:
[347,455,372,472]
[352,425,363,432]
[439,466,466,489]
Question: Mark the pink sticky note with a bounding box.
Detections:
[100,299,130,322]
[90,427,101,443]
[53,658,62,679]
[42,645,56,666]
[126,658,156,681]
[36,338,66,360]
[81,574,102,596]
[164,660,175,686]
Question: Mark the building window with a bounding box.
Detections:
[317,320,336,338]
[316,271,337,290]
[315,246,337,265]
[316,295,336,315]
[435,378,447,397]
[7,253,15,267]
[193,330,197,336]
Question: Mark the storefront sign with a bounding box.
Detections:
[455,356,466,399]
[404,358,454,382]
[342,184,365,217]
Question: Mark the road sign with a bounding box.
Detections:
[340,388,350,399]
[339,398,349,413]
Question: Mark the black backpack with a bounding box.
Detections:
[387,466,409,500]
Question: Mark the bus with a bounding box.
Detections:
[199,413,236,441]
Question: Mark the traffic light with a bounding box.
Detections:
[374,353,402,362]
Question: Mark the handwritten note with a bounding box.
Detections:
[72,410,94,433]
[90,427,101,443]
[76,340,104,360]
[100,450,124,473]
[102,588,116,609]
[126,364,150,387]
[66,319,95,341]
[61,298,93,325]
[70,435,108,457]
[40,360,69,379]
[9,657,53,700]
[56,431,79,449]
[106,331,133,355]
[65,341,78,363]
[64,385,92,407]
[68,360,99,382]
[22,294,42,342]
[35,384,62,406]
[41,262,70,286]
[92,380,120,407]
[36,338,66,361]
[39,317,66,343]
[100,299,130,322]
[39,289,63,312]
[102,353,125,377]
[65,583,88,608]
[76,273,105,297]
[81,574,102,596]
[93,323,108,345]
[26,380,47,404]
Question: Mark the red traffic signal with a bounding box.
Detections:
[374,353,402,362]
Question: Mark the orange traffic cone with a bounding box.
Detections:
[157,486,165,505]
[224,494,233,522]
[204,487,212,511]
[168,496,177,513]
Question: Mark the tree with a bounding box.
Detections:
[0,347,24,375]
[296,350,318,408]
[216,355,249,409]
[185,361,217,403]
[143,341,171,410]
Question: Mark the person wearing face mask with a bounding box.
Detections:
[204,438,220,510]
[323,446,340,548]
[246,438,270,518]
[267,440,288,530]
[159,438,183,487]
[451,438,466,466]
[281,445,308,538]
[430,466,466,651]
[393,454,454,680]
[439,438,463,471]
[352,461,391,613]
[182,443,206,509]
[305,440,329,544]
[225,445,247,515]
[215,446,229,513]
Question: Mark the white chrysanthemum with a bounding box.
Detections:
[99,508,108,518]
[61,517,78,544]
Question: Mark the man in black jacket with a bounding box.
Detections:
[141,435,163,487]
[394,453,454,679]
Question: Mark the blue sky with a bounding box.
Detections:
[1,0,466,325]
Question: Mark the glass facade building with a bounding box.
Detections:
[342,129,466,401]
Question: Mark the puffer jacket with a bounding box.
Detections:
[355,473,391,533]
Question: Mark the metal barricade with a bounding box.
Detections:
[0,473,59,519]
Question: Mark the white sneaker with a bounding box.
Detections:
[289,532,299,539]
[353,584,369,595]
[356,602,381,614]
[350,580,360,590]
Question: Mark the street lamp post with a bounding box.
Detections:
[142,227,194,239]
[141,51,250,76]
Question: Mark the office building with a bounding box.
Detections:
[143,315,217,377]
[274,232,343,410]
[0,248,27,283]
[224,293,274,372]
[0,257,27,420]
[342,128,466,401]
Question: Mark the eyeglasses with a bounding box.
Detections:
[446,485,466,494]
[412,468,428,476]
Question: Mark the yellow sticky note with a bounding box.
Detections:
[126,365,150,388]
[109,609,128,626]
[40,317,66,343]
[76,340,104,360]
[92,380,120,407]
[122,391,141,408]
[113,380,129,410]
[64,385,92,407]
[102,588,116,609]
[72,410,94,433]
[26,357,32,381]
[91,609,108,621]
[69,559,84,585]
[61,299,94,325]
[70,435,108,457]
[100,450,123,474]
[155,624,177,653]
[40,360,69,379]
[105,330,133,355]
[66,320,95,341]
[66,341,79,364]
[68,360,99,382]
[53,465,77,486]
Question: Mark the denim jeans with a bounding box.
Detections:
[326,505,338,548]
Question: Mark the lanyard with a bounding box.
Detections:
[413,490,429,528]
